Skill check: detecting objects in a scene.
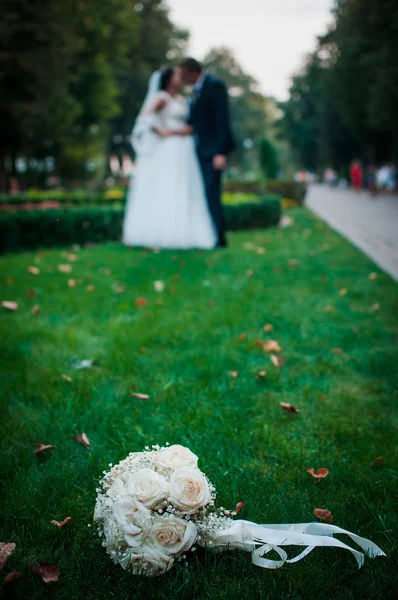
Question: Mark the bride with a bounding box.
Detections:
[122,68,217,249]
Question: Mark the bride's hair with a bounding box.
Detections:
[159,67,174,91]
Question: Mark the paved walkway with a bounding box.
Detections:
[306,184,398,282]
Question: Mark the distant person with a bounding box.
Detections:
[350,160,363,191]
[324,167,337,186]
[376,164,390,191]
[366,165,377,197]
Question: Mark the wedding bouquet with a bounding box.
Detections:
[94,444,385,577]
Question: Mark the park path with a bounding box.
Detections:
[306,184,398,282]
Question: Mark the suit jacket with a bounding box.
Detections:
[188,74,235,160]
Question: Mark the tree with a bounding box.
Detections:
[259,138,279,179]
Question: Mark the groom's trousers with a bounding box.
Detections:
[199,159,226,247]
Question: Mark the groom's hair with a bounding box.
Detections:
[180,58,202,74]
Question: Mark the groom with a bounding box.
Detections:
[180,58,235,247]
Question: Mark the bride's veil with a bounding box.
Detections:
[131,70,162,157]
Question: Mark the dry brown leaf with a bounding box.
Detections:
[228,371,239,378]
[2,301,18,311]
[271,354,285,367]
[131,392,150,400]
[61,374,72,383]
[256,370,267,379]
[264,324,273,332]
[73,433,91,449]
[50,517,72,528]
[86,285,95,292]
[235,501,245,514]
[156,300,164,307]
[135,297,148,307]
[32,305,40,316]
[339,288,348,296]
[253,339,264,348]
[324,305,335,312]
[66,253,78,262]
[307,468,329,479]
[208,300,216,306]
[331,348,343,354]
[28,266,40,275]
[58,264,72,273]
[371,456,384,467]
[238,333,247,341]
[280,402,299,413]
[371,303,380,312]
[288,259,300,267]
[369,272,377,280]
[30,561,60,583]
[264,340,281,352]
[246,269,254,277]
[68,279,76,288]
[173,273,181,281]
[115,286,125,294]
[256,247,266,255]
[314,508,333,523]
[5,277,13,286]
[27,289,37,297]
[4,569,22,584]
[34,444,55,455]
[0,543,16,569]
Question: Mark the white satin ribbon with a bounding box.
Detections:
[203,520,386,569]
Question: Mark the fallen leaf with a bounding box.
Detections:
[368,272,377,280]
[86,285,95,292]
[288,259,300,267]
[307,468,329,479]
[5,277,13,285]
[271,354,285,367]
[256,370,266,379]
[371,303,380,312]
[264,324,273,332]
[28,266,40,275]
[280,215,294,228]
[314,508,333,523]
[0,543,16,569]
[235,501,245,514]
[4,569,22,584]
[173,274,181,281]
[331,348,343,354]
[29,561,60,583]
[100,268,112,276]
[228,371,239,378]
[264,340,281,352]
[238,333,247,340]
[371,456,384,467]
[115,285,125,293]
[66,253,78,262]
[339,288,348,296]
[131,392,149,400]
[243,242,254,249]
[256,247,265,255]
[34,444,55,455]
[154,280,165,293]
[246,269,254,277]
[27,288,37,297]
[253,339,264,348]
[2,301,18,311]
[156,300,164,306]
[208,300,216,306]
[135,297,148,307]
[61,374,72,382]
[73,433,91,449]
[324,305,335,312]
[280,402,299,413]
[50,517,72,528]
[58,264,72,273]
[32,305,40,316]
[68,279,76,288]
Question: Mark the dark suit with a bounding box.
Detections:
[188,74,235,246]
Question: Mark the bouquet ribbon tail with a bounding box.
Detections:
[205,520,386,570]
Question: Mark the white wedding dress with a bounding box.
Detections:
[123,91,217,249]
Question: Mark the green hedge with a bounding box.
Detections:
[0,197,281,253]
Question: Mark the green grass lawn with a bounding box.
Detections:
[1,209,397,600]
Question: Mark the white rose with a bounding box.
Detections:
[107,477,129,501]
[112,496,152,547]
[157,445,198,471]
[119,545,174,576]
[169,467,211,514]
[149,516,197,556]
[128,468,169,508]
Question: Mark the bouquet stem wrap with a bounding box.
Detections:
[202,520,386,569]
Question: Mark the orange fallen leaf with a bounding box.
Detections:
[331,348,343,354]
[264,340,281,352]
[371,303,380,312]
[339,288,348,296]
[135,297,148,307]
[307,468,329,479]
[73,433,90,449]
[66,253,78,262]
[68,279,76,288]
[61,374,72,382]
[5,277,13,285]
[4,569,22,584]
[50,517,72,528]
[34,444,55,455]
[131,392,149,400]
[238,333,247,340]
[173,273,181,281]
[86,285,95,292]
[256,370,267,379]
[0,543,16,569]
[314,508,333,523]
[368,272,377,280]
[229,371,239,378]
[28,266,40,275]
[29,561,60,583]
[264,324,273,332]
[58,264,72,273]
[235,501,245,514]
[115,286,125,293]
[271,354,285,367]
[32,305,40,316]
[27,288,37,297]
[2,301,18,311]
[253,339,264,348]
[324,305,335,312]
[280,402,299,413]
[371,456,384,467]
